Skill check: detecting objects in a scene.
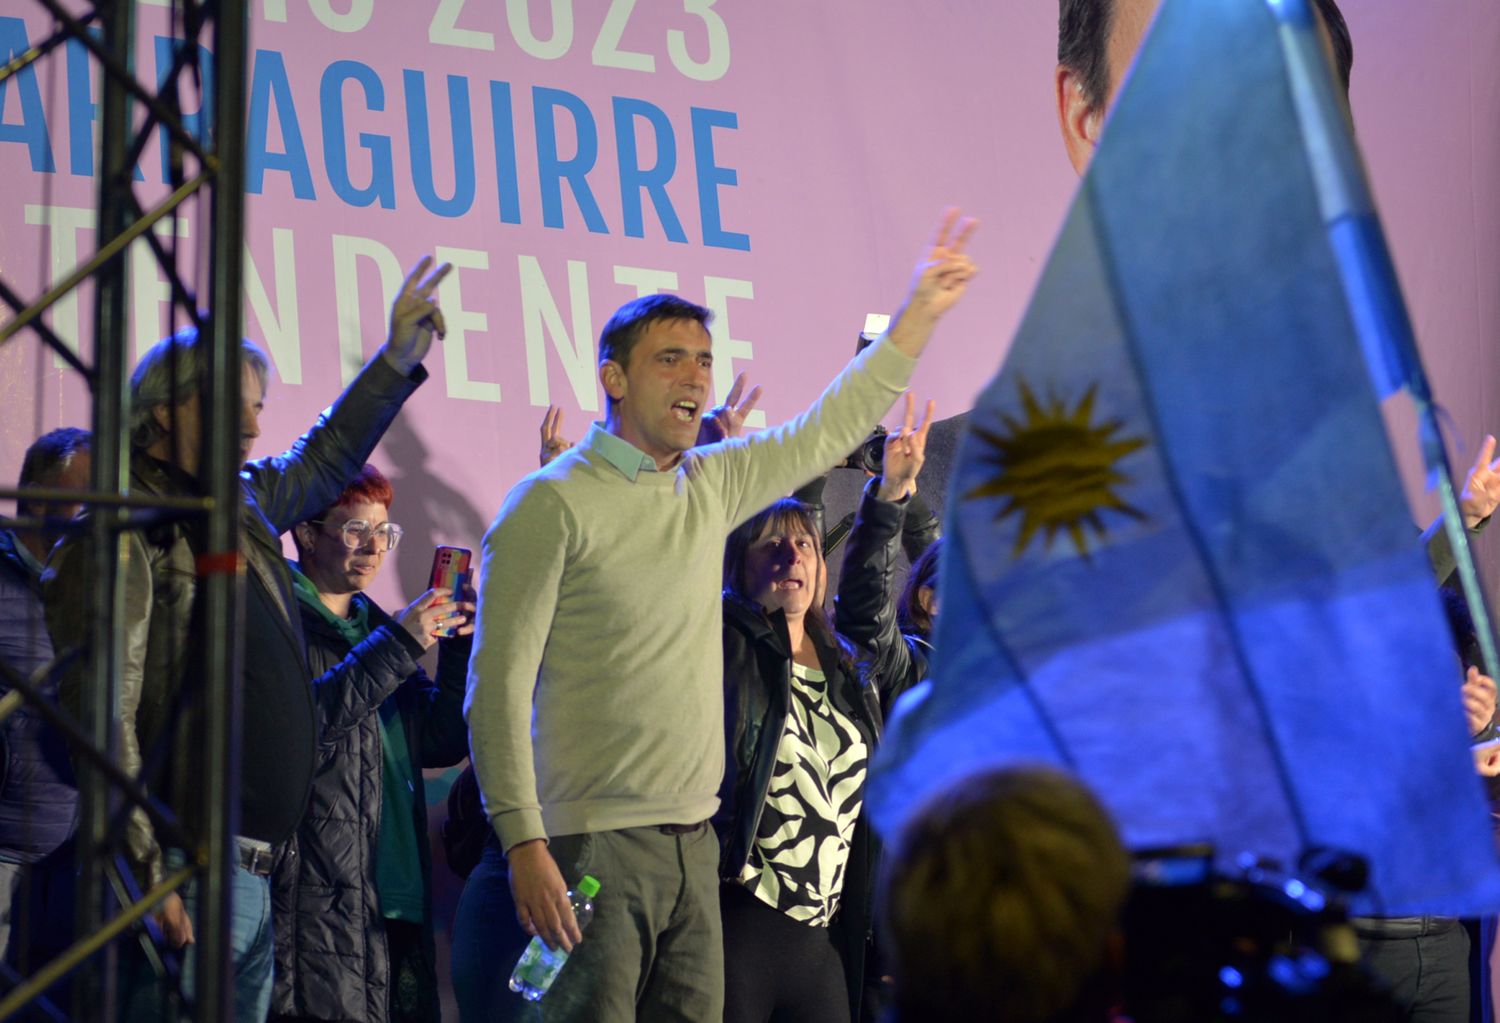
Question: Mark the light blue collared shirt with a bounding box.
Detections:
[583,424,664,482]
[10,531,46,581]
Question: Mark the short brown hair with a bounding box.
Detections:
[597,294,712,372]
[882,765,1131,1022]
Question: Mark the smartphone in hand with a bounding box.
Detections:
[429,545,473,638]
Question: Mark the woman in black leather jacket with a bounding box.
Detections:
[714,399,937,1023]
[716,495,879,1023]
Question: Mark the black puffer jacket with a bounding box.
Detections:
[270,593,470,1023]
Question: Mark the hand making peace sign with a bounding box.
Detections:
[382,255,454,375]
[699,372,764,445]
[1461,434,1500,529]
[877,392,937,502]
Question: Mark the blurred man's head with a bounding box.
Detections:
[16,427,92,558]
[881,765,1131,1023]
[130,327,271,475]
[1055,0,1353,173]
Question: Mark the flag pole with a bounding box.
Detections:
[1271,0,1500,681]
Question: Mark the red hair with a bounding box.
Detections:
[293,464,394,559]
[333,463,393,511]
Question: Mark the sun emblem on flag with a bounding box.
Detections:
[965,380,1149,558]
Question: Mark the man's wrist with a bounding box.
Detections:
[379,343,419,376]
[884,309,938,358]
[495,807,548,852]
[876,477,913,503]
[505,836,549,859]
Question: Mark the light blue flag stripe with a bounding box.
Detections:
[870,0,1500,915]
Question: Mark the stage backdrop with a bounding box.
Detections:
[3,2,1499,604]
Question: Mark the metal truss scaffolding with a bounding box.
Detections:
[0,0,249,1019]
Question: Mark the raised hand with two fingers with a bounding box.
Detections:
[1460,434,1500,529]
[699,372,763,444]
[540,406,575,467]
[901,208,979,326]
[877,394,937,502]
[383,255,454,375]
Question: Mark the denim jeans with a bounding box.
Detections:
[451,840,536,1023]
[124,861,274,1023]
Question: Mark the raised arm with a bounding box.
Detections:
[837,481,916,689]
[706,211,977,526]
[836,396,934,695]
[310,623,420,744]
[417,629,474,769]
[310,587,468,744]
[248,258,450,532]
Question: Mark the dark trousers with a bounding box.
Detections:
[1359,922,1470,1023]
[721,881,851,1023]
[452,825,723,1023]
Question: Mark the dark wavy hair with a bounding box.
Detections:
[899,537,942,640]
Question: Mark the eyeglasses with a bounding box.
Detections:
[309,518,404,552]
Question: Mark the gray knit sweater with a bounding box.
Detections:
[465,337,915,850]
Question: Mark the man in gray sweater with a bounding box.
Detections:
[465,210,976,1020]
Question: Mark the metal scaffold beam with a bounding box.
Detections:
[0,2,250,1020]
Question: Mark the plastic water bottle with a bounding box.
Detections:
[508,875,601,1001]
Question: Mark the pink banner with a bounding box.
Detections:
[2,1,1497,607]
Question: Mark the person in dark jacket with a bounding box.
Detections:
[834,395,940,707]
[0,427,89,964]
[715,485,918,1023]
[272,464,472,1023]
[790,337,941,601]
[44,256,453,1023]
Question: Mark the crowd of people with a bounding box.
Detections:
[4,1,1500,1022]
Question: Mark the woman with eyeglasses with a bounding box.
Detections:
[271,463,474,1023]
